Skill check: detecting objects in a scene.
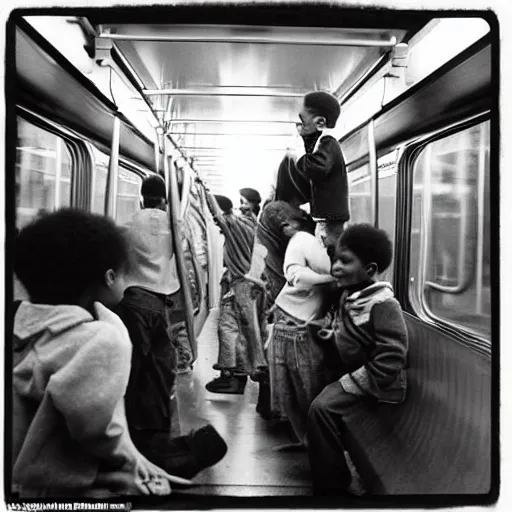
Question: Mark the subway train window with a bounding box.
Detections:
[116,167,142,224]
[90,146,109,214]
[378,150,399,283]
[348,163,372,224]
[409,121,491,339]
[15,118,72,229]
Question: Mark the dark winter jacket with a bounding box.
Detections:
[330,282,408,404]
[296,131,350,222]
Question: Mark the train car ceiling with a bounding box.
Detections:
[341,34,491,169]
[97,24,406,173]
[14,7,433,196]
[81,10,427,195]
[15,19,158,172]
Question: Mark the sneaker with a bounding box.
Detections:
[185,425,228,478]
[205,374,247,394]
[163,424,228,480]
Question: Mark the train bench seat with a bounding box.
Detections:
[341,314,491,495]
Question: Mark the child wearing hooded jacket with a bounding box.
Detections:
[11,209,184,498]
[306,224,408,496]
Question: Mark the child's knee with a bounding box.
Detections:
[307,387,331,424]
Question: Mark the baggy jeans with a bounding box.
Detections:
[217,287,251,373]
[270,308,326,443]
[217,278,268,376]
[167,289,194,371]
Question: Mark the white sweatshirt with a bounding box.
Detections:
[274,230,335,322]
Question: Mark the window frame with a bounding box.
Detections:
[15,110,89,226]
[398,111,491,350]
[376,148,403,285]
[86,139,153,215]
[346,149,403,287]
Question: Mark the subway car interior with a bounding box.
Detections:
[6,4,497,507]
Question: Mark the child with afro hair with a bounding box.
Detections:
[12,209,180,498]
[306,223,408,496]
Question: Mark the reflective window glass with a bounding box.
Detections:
[116,167,142,225]
[378,151,399,283]
[409,121,491,339]
[90,147,109,214]
[16,118,73,229]
[348,163,372,224]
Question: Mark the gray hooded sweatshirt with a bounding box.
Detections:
[12,301,142,498]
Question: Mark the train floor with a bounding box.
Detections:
[174,308,313,497]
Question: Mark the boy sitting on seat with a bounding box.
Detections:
[12,209,178,498]
[307,224,408,496]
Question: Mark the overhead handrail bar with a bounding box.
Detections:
[143,88,305,97]
[166,119,295,124]
[98,26,397,47]
[177,84,306,90]
[110,43,157,117]
[178,146,287,151]
[167,131,295,137]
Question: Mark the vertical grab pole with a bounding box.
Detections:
[54,138,62,209]
[154,128,162,175]
[179,165,193,218]
[105,115,121,218]
[164,142,198,361]
[368,119,379,228]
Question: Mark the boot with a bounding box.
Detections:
[132,424,228,480]
[205,372,247,394]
